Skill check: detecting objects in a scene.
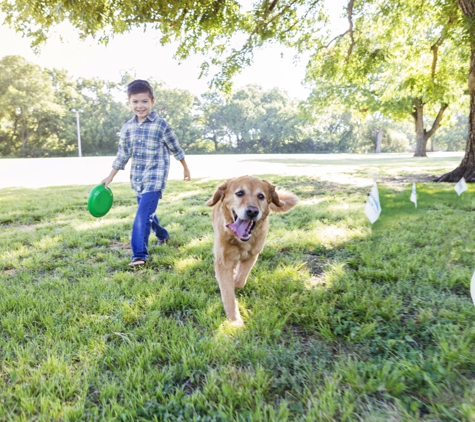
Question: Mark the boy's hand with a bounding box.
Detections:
[183,168,191,182]
[101,176,113,188]
[101,169,119,188]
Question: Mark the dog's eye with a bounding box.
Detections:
[257,193,265,200]
[235,190,245,197]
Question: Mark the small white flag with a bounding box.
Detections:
[454,177,468,196]
[365,182,382,224]
[410,182,417,208]
[471,271,475,306]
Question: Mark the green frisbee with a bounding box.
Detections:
[87,184,113,218]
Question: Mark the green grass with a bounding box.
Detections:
[1,174,475,421]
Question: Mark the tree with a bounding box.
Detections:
[4,0,475,178]
[74,78,130,156]
[199,92,233,152]
[303,1,466,157]
[0,55,63,157]
[200,85,304,153]
[151,83,202,152]
[435,0,475,182]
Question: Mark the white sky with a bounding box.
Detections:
[0,1,347,100]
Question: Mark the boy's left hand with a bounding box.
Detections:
[184,169,191,181]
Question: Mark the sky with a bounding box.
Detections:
[0,1,346,100]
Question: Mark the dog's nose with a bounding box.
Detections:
[245,206,259,219]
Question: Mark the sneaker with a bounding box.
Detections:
[128,259,146,267]
[157,238,168,246]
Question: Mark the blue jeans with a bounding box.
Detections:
[131,191,169,261]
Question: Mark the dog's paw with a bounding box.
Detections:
[230,318,245,327]
[219,318,245,333]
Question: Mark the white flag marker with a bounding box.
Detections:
[471,271,475,305]
[410,182,417,208]
[454,177,468,196]
[365,182,382,224]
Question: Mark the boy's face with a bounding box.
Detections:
[129,92,155,122]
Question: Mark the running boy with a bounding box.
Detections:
[101,79,191,267]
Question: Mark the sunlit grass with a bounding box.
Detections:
[1,173,475,420]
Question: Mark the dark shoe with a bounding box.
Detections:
[128,259,146,267]
[157,238,168,246]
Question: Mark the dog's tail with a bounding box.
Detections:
[270,190,299,214]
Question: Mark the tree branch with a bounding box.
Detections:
[268,0,279,13]
[430,16,455,78]
[324,30,350,49]
[345,0,356,63]
[425,103,448,139]
[430,43,440,78]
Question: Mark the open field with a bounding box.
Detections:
[0,152,465,189]
[1,153,475,420]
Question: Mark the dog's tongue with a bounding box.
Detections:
[226,218,253,239]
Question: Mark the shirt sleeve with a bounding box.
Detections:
[112,126,131,170]
[162,121,185,161]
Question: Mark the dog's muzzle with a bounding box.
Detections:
[226,207,258,241]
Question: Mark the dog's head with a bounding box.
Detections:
[206,176,298,242]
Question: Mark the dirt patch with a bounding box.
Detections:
[377,173,436,190]
[109,239,130,252]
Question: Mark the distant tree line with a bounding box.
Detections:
[0,55,466,158]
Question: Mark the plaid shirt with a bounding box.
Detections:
[112,111,185,195]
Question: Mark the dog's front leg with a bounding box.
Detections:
[234,254,259,289]
[215,256,243,326]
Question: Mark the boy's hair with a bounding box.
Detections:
[127,80,154,99]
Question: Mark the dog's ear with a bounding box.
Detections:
[263,180,284,208]
[263,180,299,214]
[206,182,228,206]
[270,190,299,213]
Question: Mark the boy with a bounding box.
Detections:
[101,79,191,267]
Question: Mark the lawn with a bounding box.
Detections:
[1,157,474,421]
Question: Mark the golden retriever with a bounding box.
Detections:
[206,175,299,326]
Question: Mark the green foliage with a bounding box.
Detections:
[0,0,323,92]
[74,78,131,156]
[1,157,475,419]
[302,0,468,154]
[0,55,64,157]
[151,82,203,153]
[0,0,472,123]
[200,85,306,153]
[432,113,469,151]
[0,51,466,158]
[0,56,132,158]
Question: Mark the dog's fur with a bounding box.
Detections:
[206,176,299,326]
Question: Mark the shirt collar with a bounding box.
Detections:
[135,110,158,123]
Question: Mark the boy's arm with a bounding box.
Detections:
[161,121,190,181]
[101,168,119,188]
[102,125,130,188]
[180,158,191,181]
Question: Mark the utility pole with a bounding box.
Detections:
[71,109,83,157]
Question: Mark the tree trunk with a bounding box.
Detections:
[236,136,244,152]
[413,100,427,157]
[374,127,383,153]
[435,86,475,181]
[435,0,475,182]
[412,99,447,157]
[20,123,30,156]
